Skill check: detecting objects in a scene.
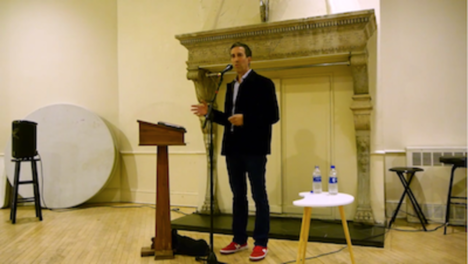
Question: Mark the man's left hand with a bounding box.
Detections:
[228,114,243,126]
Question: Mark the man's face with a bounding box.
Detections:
[230,46,251,75]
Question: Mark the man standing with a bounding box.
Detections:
[191,42,279,261]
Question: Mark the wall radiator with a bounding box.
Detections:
[402,147,467,225]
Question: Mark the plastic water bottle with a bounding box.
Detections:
[328,165,338,195]
[312,166,322,194]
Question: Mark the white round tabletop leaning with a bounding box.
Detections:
[293,192,354,207]
[0,156,7,208]
[4,104,117,209]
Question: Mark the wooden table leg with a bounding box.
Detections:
[339,206,355,264]
[296,207,311,264]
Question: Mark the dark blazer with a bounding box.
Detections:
[212,70,280,156]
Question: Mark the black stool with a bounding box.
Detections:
[10,157,43,224]
[388,167,428,231]
[439,156,467,235]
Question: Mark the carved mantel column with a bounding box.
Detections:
[187,67,221,215]
[350,53,374,223]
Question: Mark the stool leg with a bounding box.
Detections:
[402,172,428,231]
[339,206,355,264]
[9,162,16,221]
[10,161,21,224]
[405,172,429,225]
[296,207,311,264]
[389,190,406,228]
[388,172,409,228]
[444,165,457,235]
[31,159,43,221]
[396,172,428,231]
[405,190,428,230]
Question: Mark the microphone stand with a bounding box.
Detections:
[196,72,227,264]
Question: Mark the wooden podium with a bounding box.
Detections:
[138,120,186,260]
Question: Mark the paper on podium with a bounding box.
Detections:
[157,121,187,132]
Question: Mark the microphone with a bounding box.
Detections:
[217,64,233,76]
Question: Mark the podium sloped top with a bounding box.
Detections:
[137,120,186,146]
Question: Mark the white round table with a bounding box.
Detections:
[0,156,6,208]
[293,192,355,264]
[4,104,117,209]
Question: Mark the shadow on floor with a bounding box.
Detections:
[171,213,385,248]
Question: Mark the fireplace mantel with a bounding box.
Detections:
[176,9,377,223]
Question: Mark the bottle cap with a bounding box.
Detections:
[331,165,335,169]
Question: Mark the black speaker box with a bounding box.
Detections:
[12,120,37,159]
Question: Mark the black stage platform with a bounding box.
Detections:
[172,213,385,248]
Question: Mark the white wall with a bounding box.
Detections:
[380,0,466,150]
[0,0,120,201]
[379,0,467,223]
[0,0,118,126]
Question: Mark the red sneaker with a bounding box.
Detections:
[220,241,248,254]
[249,245,268,261]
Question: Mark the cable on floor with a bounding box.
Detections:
[387,209,447,232]
[280,227,390,264]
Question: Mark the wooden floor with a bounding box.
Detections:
[0,204,466,264]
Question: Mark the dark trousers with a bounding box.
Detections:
[226,155,270,247]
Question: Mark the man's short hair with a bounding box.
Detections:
[230,42,252,57]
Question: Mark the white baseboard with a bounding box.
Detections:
[386,201,466,225]
[118,189,199,207]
